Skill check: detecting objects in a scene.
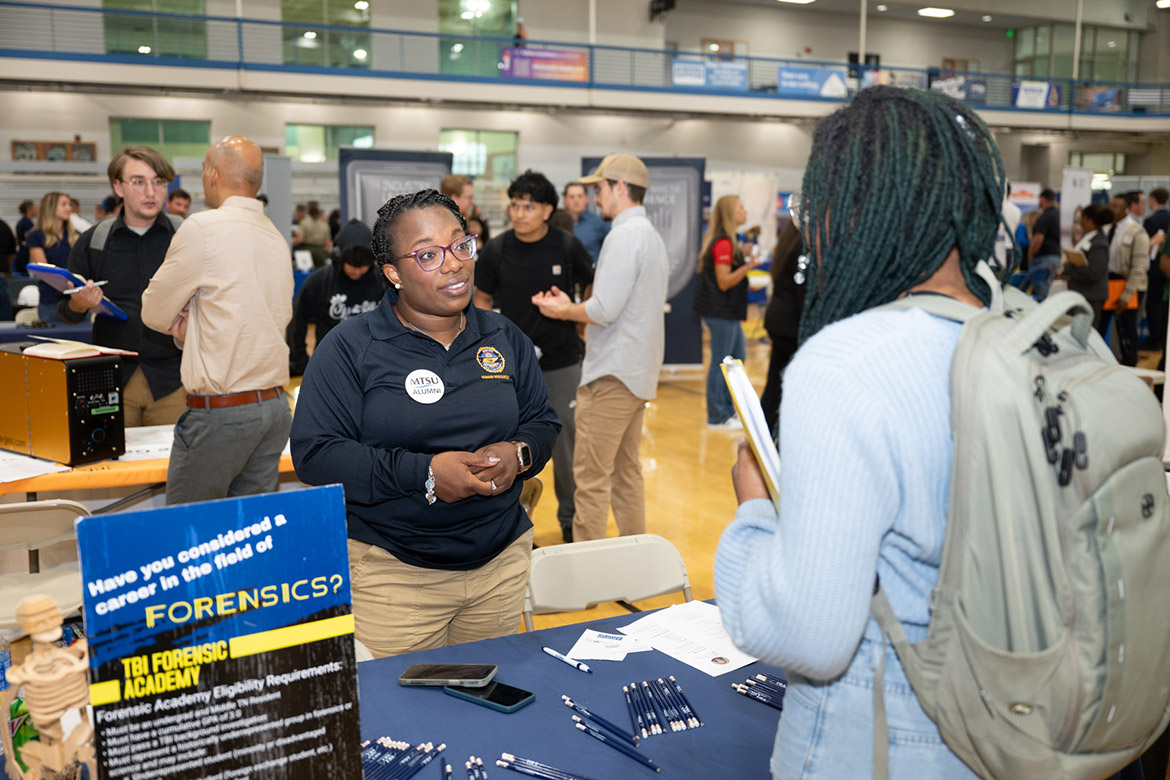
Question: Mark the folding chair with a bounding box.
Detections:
[0,500,90,630]
[522,534,692,631]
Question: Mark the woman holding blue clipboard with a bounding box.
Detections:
[25,191,77,324]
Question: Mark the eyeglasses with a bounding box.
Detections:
[393,234,478,271]
[122,177,168,192]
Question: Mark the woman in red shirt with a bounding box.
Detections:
[692,195,761,428]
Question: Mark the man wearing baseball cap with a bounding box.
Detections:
[532,154,669,541]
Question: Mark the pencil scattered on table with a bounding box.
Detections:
[732,671,787,712]
[562,696,638,745]
[617,677,705,739]
[466,755,490,780]
[497,752,602,780]
[361,738,446,780]
[574,721,659,772]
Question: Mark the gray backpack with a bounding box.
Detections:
[871,284,1170,779]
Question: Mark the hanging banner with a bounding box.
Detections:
[929,75,988,105]
[582,156,705,365]
[1013,80,1061,109]
[776,66,848,99]
[339,149,453,228]
[78,485,361,780]
[501,47,589,82]
[1061,166,1093,249]
[671,59,749,90]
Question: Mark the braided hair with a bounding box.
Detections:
[372,189,467,273]
[797,86,1006,343]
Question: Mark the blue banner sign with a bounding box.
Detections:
[776,66,848,99]
[78,485,360,780]
[672,59,749,90]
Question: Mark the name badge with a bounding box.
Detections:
[405,369,445,404]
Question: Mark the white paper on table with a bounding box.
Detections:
[618,601,757,677]
[115,424,176,462]
[565,629,653,662]
[0,450,70,484]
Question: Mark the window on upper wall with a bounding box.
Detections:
[1014,22,1139,82]
[281,0,371,69]
[285,124,374,163]
[437,0,517,78]
[103,0,207,59]
[1069,151,1126,176]
[438,129,517,180]
[109,118,211,163]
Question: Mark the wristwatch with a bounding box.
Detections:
[514,441,533,472]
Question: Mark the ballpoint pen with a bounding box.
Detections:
[542,646,592,673]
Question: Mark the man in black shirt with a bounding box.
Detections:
[1027,188,1061,300]
[475,170,595,542]
[288,223,385,376]
[58,146,186,426]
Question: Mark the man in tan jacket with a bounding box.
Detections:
[142,136,293,504]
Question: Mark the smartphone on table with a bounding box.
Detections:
[397,663,498,687]
[444,681,535,713]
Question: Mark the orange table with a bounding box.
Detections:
[1,454,296,499]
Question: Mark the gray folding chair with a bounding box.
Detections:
[0,500,90,630]
[522,534,692,631]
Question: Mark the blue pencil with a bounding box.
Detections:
[639,682,664,735]
[574,722,660,772]
[563,697,638,745]
[651,678,682,730]
[496,755,601,780]
[655,678,692,729]
[622,685,640,736]
[733,683,784,711]
[668,676,704,727]
[632,682,656,736]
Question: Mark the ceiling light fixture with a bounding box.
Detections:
[917,7,955,17]
[452,43,465,53]
[776,0,816,4]
[1158,0,1169,8]
[353,48,367,59]
[138,45,151,54]
[303,31,317,39]
[981,15,992,22]
[876,4,888,10]
[353,0,368,9]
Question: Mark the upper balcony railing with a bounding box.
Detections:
[1,1,1168,117]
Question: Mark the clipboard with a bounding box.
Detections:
[720,357,781,508]
[1061,247,1088,268]
[27,263,129,321]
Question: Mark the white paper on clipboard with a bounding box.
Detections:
[720,357,781,507]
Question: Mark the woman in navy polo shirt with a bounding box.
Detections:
[290,189,560,658]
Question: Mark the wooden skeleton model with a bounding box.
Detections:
[1,596,95,780]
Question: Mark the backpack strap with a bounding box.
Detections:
[871,585,910,780]
[1004,290,1096,354]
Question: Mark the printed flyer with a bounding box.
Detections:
[77,485,360,779]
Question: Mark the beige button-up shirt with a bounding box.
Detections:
[142,196,293,396]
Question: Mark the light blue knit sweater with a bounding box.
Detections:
[715,306,962,679]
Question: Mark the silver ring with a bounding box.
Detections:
[490,479,498,493]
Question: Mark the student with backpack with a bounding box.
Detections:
[715,86,1170,780]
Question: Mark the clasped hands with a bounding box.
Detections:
[429,442,521,503]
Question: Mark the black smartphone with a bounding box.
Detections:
[397,663,498,687]
[443,681,535,713]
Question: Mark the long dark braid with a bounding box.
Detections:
[372,189,467,272]
[797,86,1006,343]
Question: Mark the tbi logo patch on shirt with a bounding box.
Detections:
[477,346,506,374]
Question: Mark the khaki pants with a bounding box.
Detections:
[572,376,646,541]
[347,527,534,658]
[123,366,187,427]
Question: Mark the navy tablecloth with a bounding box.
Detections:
[357,609,783,779]
[0,321,94,344]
